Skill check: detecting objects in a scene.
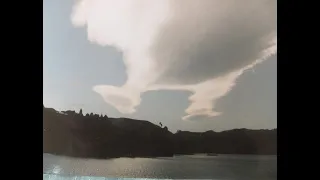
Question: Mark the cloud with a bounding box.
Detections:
[71,0,277,120]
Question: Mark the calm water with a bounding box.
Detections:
[43,153,277,180]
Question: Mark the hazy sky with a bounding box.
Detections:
[43,0,277,132]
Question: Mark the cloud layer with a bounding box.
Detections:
[71,0,277,120]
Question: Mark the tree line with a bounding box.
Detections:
[43,106,277,159]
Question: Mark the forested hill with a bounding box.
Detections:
[43,106,277,159]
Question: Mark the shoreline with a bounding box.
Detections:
[43,152,277,160]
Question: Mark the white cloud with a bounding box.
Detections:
[71,0,277,120]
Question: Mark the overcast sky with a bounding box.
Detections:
[43,0,277,132]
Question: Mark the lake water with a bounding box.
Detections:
[43,153,277,180]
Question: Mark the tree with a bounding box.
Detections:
[79,109,83,116]
[159,122,162,127]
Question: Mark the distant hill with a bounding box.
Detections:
[174,129,276,155]
[43,106,276,159]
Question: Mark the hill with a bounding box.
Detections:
[43,106,276,159]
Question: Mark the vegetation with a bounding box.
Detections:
[43,106,276,159]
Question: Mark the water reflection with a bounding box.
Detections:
[43,174,176,180]
[43,153,277,179]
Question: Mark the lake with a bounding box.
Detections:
[43,153,277,180]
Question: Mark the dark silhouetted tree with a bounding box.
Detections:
[79,109,83,116]
[159,122,162,127]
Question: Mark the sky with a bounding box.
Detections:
[43,0,277,132]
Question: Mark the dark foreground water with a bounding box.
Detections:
[43,153,277,180]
